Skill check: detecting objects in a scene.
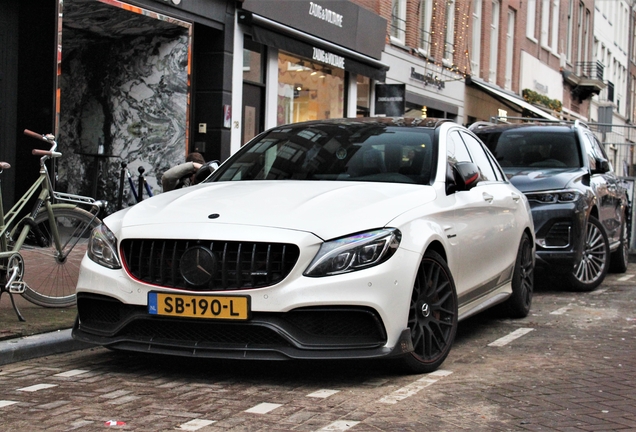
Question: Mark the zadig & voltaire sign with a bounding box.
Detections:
[308,2,343,27]
[312,47,345,69]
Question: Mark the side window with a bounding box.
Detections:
[580,132,597,170]
[447,130,472,164]
[459,131,497,182]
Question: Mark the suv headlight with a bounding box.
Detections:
[526,190,580,203]
[87,224,122,269]
[304,228,401,277]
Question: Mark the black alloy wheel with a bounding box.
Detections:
[567,216,609,291]
[500,232,534,318]
[400,250,458,374]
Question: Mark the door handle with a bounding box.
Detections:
[482,192,494,203]
[511,192,521,202]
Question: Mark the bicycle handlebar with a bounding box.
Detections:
[32,149,62,158]
[23,129,48,142]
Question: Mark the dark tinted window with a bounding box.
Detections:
[478,129,582,169]
[212,122,436,185]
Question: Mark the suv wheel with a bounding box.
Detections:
[609,216,629,274]
[567,216,609,291]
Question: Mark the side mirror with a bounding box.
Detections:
[592,158,610,174]
[194,160,220,184]
[453,161,481,191]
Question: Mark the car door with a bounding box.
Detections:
[582,131,621,242]
[445,129,520,303]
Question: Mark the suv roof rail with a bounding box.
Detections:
[489,116,572,125]
[468,121,496,131]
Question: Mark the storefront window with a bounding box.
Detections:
[277,52,344,125]
[356,75,370,117]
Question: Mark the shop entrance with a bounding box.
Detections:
[57,0,191,212]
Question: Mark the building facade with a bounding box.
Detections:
[0,0,236,212]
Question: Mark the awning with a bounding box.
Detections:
[239,12,389,82]
[468,77,559,121]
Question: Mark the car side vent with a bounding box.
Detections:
[120,239,300,291]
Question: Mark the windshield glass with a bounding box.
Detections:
[479,129,582,169]
[212,121,436,185]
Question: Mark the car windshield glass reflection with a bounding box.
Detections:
[212,123,435,185]
[482,130,582,169]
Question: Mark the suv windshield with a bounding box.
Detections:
[479,129,582,169]
[212,122,436,185]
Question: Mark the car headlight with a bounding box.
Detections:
[87,224,122,269]
[526,190,580,203]
[304,228,401,277]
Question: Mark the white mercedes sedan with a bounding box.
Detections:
[73,117,535,373]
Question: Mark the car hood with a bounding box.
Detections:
[111,181,435,240]
[503,168,586,193]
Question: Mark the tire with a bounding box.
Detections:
[14,206,100,307]
[609,216,629,274]
[399,250,458,374]
[500,232,534,318]
[567,216,609,292]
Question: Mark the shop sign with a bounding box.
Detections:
[312,47,345,69]
[241,0,386,59]
[410,67,445,90]
[308,2,343,27]
[375,84,406,117]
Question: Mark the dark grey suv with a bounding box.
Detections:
[473,120,630,291]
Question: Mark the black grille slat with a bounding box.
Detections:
[121,239,300,291]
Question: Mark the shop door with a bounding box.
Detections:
[242,82,264,145]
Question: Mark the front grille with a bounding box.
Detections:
[544,222,571,247]
[120,239,300,291]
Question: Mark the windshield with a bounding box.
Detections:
[211,122,436,185]
[479,129,582,169]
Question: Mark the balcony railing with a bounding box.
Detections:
[575,61,604,81]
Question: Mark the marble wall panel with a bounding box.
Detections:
[58,27,189,213]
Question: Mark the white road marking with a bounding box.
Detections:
[177,419,216,430]
[245,402,282,414]
[590,288,608,295]
[54,369,89,377]
[378,370,453,404]
[488,328,535,347]
[0,401,19,408]
[550,307,571,315]
[307,389,340,398]
[318,420,360,431]
[17,383,57,392]
[618,274,634,281]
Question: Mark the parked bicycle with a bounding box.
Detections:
[0,130,104,321]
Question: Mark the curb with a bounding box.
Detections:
[0,329,93,366]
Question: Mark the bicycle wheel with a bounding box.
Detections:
[15,206,100,307]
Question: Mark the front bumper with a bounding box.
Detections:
[72,293,413,360]
[529,200,586,270]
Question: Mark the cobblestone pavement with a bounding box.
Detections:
[0,268,634,431]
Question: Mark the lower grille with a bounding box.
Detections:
[77,294,387,349]
[544,222,571,247]
[120,239,300,291]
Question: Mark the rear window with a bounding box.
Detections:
[477,129,582,169]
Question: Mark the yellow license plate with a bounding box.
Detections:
[148,292,250,320]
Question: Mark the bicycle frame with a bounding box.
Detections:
[0,131,103,320]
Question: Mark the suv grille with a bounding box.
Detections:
[120,239,300,291]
